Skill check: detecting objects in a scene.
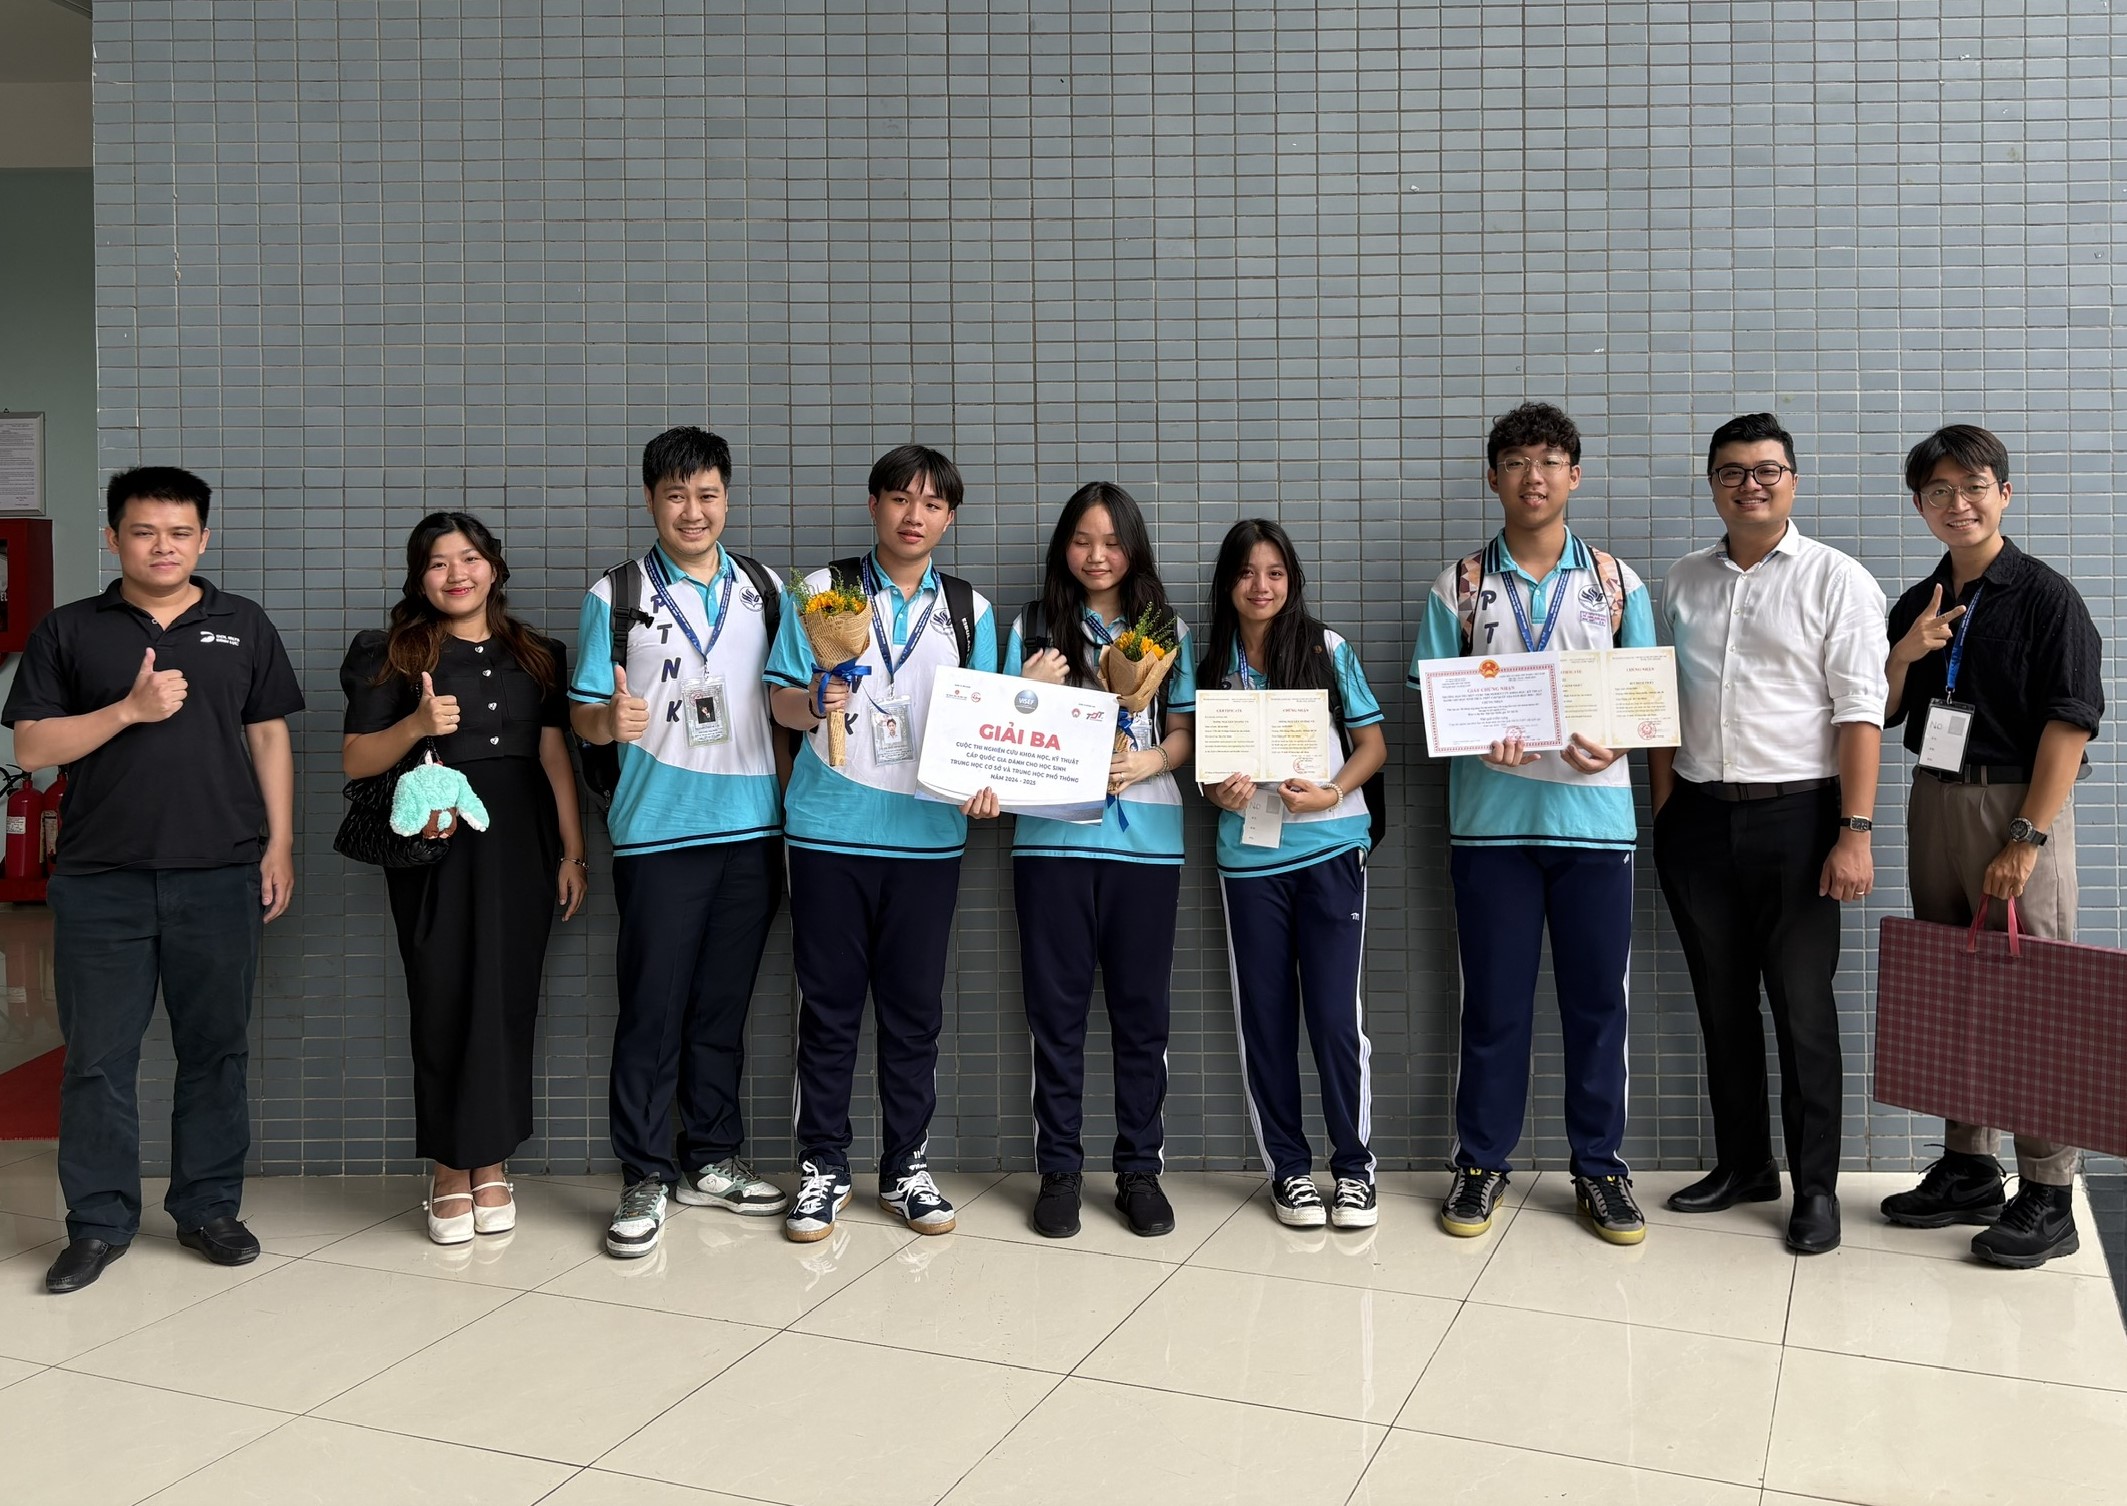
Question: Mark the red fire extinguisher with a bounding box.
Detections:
[39,770,65,873]
[3,769,37,882]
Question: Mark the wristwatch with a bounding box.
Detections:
[2008,818,2050,847]
[1837,816,1874,833]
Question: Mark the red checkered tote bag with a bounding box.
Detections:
[1875,898,2127,1159]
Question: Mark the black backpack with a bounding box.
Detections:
[579,551,784,811]
[1319,636,1389,854]
[829,556,979,669]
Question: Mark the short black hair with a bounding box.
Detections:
[1707,412,1798,473]
[641,426,733,491]
[1904,423,2010,496]
[106,466,212,530]
[868,444,964,511]
[1486,402,1582,469]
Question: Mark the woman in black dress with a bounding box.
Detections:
[341,513,587,1244]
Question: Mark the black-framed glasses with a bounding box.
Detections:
[1918,479,1997,509]
[1710,462,1796,488]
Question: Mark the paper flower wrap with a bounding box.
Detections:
[792,571,876,767]
[1097,608,1181,756]
[389,756,490,837]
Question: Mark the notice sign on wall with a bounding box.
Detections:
[0,414,43,514]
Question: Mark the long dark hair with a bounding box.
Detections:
[376,512,559,695]
[1198,518,1338,697]
[1036,481,1173,687]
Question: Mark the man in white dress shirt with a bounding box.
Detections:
[1648,413,1888,1255]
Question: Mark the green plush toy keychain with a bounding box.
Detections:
[390,754,491,838]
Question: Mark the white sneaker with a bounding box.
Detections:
[786,1160,854,1244]
[677,1156,790,1216]
[606,1179,669,1259]
[880,1165,957,1236]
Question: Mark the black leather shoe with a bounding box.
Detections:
[1116,1171,1176,1237]
[1787,1192,1841,1254]
[46,1238,127,1294]
[176,1215,261,1266]
[1665,1163,1782,1214]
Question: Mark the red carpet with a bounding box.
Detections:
[0,1046,62,1139]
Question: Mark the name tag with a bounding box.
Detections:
[1241,786,1285,848]
[871,696,914,764]
[682,673,729,747]
[1917,700,1973,773]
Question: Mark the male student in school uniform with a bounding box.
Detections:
[1409,402,1658,1246]
[765,444,999,1243]
[1877,423,2102,1269]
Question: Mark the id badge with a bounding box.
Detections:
[683,673,730,747]
[1916,699,1973,773]
[1241,786,1286,848]
[871,696,914,764]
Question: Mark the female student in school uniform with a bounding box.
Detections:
[1198,518,1388,1230]
[341,514,587,1245]
[1006,482,1196,1239]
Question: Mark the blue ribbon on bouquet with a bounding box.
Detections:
[812,660,873,718]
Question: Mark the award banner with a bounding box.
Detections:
[916,668,1119,822]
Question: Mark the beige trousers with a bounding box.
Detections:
[1905,775,2080,1186]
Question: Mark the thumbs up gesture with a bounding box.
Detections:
[413,671,461,737]
[609,665,650,744]
[124,648,189,724]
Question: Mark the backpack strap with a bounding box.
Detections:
[728,551,782,640]
[1590,547,1626,644]
[1018,599,1049,655]
[1453,548,1487,654]
[603,558,648,669]
[939,574,978,667]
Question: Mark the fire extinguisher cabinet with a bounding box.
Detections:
[0,517,54,655]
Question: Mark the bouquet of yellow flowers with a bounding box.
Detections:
[1098,605,1180,756]
[791,569,874,767]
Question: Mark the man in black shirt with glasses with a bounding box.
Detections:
[1878,424,2102,1269]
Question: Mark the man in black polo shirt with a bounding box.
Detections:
[1879,424,2103,1269]
[3,466,303,1294]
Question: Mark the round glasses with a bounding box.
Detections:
[1918,480,1997,509]
[1711,463,1796,489]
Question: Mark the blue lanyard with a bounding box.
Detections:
[1083,610,1121,647]
[1503,562,1568,653]
[863,555,935,686]
[1232,641,1266,690]
[1944,586,1982,698]
[645,550,733,663]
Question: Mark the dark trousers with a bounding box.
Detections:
[610,838,783,1187]
[1449,844,1634,1179]
[48,865,262,1244]
[1014,856,1177,1174]
[1654,780,1844,1197]
[1218,850,1375,1182]
[789,847,960,1181]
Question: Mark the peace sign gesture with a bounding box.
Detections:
[1891,583,1966,668]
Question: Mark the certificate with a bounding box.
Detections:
[1558,648,1681,749]
[915,668,1118,822]
[1415,652,1568,757]
[1193,690,1336,784]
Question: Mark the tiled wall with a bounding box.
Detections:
[94,1,2122,1175]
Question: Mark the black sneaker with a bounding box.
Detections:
[1881,1151,2006,1229]
[1115,1172,1176,1236]
[1971,1182,2078,1269]
[1270,1175,1327,1228]
[1032,1172,1083,1238]
[784,1159,854,1244]
[1330,1177,1378,1229]
[1441,1167,1509,1238]
[1574,1174,1646,1245]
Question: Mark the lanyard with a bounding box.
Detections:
[863,555,935,686]
[645,550,733,664]
[1502,562,1568,654]
[1232,641,1266,690]
[1944,585,1983,698]
[1083,610,1120,647]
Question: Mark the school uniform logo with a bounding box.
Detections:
[932,608,952,629]
[741,587,764,610]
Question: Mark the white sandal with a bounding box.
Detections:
[472,1177,516,1235]
[426,1188,475,1245]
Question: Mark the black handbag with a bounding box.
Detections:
[333,739,449,869]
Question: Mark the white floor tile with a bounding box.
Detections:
[601,1330,1057,1505]
[793,1231,1171,1371]
[1398,1303,1782,1487]
[0,1148,65,1219]
[945,1170,1260,1259]
[0,1138,56,1169]
[542,1473,766,1506]
[0,1207,65,1261]
[0,1353,43,1390]
[940,1375,1384,1506]
[65,1257,513,1411]
[1077,1264,1457,1423]
[1786,1242,2127,1391]
[1187,1188,1519,1300]
[1766,1347,2127,1506]
[318,1292,772,1464]
[1472,1203,1798,1343]
[0,1233,285,1365]
[0,1368,283,1505]
[1351,1431,1761,1505]
[136,1416,573,1505]
[307,1177,615,1290]
[138,1174,426,1256]
[537,1206,913,1328]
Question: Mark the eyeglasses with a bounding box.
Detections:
[1710,463,1796,489]
[1918,479,1998,509]
[1495,457,1573,477]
